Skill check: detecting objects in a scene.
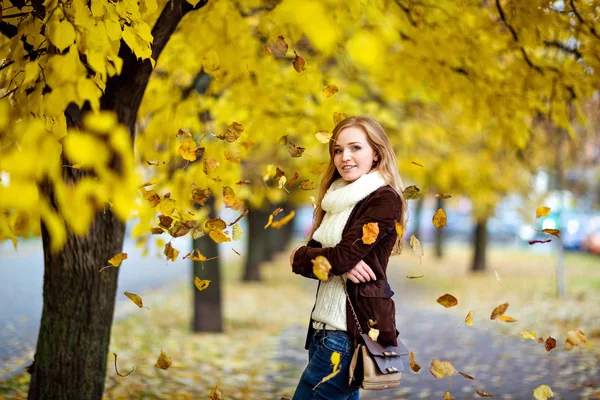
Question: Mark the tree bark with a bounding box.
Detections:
[192,198,222,332]
[244,208,269,281]
[29,1,209,399]
[471,218,488,272]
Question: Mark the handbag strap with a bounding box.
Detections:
[341,277,364,335]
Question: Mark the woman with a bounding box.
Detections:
[289,116,408,400]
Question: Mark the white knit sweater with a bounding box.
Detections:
[311,170,387,330]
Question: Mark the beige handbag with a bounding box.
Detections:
[343,280,409,390]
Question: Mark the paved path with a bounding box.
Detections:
[272,276,599,399]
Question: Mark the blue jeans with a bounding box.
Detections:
[292,330,360,400]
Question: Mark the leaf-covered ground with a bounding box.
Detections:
[1,243,599,399]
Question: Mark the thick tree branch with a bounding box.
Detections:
[495,0,544,74]
[569,0,600,40]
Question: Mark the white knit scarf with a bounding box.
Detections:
[311,170,387,331]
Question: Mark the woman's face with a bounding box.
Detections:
[333,126,377,183]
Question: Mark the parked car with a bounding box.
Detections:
[581,216,600,255]
[519,211,600,251]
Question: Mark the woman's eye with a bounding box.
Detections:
[334,149,342,154]
[353,146,361,151]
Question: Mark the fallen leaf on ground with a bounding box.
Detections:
[430,359,456,379]
[465,310,474,327]
[533,384,554,400]
[124,291,144,308]
[312,256,332,281]
[194,277,210,291]
[362,222,379,244]
[490,302,509,320]
[437,294,458,308]
[155,350,172,370]
[409,351,421,372]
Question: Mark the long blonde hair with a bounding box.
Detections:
[308,116,408,254]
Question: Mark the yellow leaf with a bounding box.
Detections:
[278,175,287,189]
[432,208,447,228]
[333,112,348,125]
[409,351,421,372]
[368,328,379,342]
[459,371,475,380]
[444,392,455,400]
[395,221,404,237]
[536,207,551,218]
[272,35,288,57]
[179,138,198,161]
[47,20,76,52]
[194,276,211,291]
[311,163,328,175]
[264,214,274,229]
[465,310,474,327]
[565,329,587,350]
[209,385,222,400]
[362,222,379,245]
[300,179,318,190]
[315,130,331,144]
[209,229,231,243]
[191,187,212,206]
[403,185,421,200]
[109,253,128,266]
[205,218,227,231]
[476,390,494,397]
[164,242,179,262]
[232,224,243,241]
[498,315,517,323]
[315,352,341,388]
[292,51,306,72]
[490,302,509,320]
[203,157,218,175]
[542,229,560,238]
[406,275,424,279]
[271,210,296,229]
[520,331,537,340]
[184,249,207,262]
[287,141,306,158]
[323,84,339,97]
[124,291,144,308]
[436,294,458,308]
[533,384,554,400]
[154,350,172,370]
[312,256,332,281]
[224,149,241,164]
[409,234,424,263]
[309,196,317,209]
[429,359,456,379]
[223,122,244,143]
[436,193,452,199]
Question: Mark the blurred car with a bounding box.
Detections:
[581,216,600,255]
[519,211,600,251]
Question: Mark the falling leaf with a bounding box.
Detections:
[436,193,452,199]
[274,167,285,180]
[177,128,191,137]
[409,351,421,372]
[232,224,244,240]
[309,196,317,209]
[476,390,494,397]
[459,372,475,380]
[437,294,458,308]
[232,248,241,256]
[271,210,296,229]
[146,160,165,166]
[541,229,560,238]
[529,239,552,245]
[300,179,318,190]
[278,175,287,190]
[99,252,128,272]
[272,35,288,57]
[395,221,404,237]
[287,141,305,157]
[533,384,554,400]
[209,385,223,400]
[312,256,332,280]
[113,353,134,377]
[194,276,211,291]
[124,291,144,308]
[409,235,424,263]
[545,337,557,352]
[403,185,421,200]
[407,275,425,279]
[432,208,447,228]
[151,228,163,235]
[223,122,244,143]
[494,269,502,287]
[444,392,454,400]
[411,161,424,167]
[538,338,544,344]
[229,209,249,226]
[203,157,218,175]
[311,163,328,175]
[191,227,204,240]
[288,172,299,187]
[465,310,474,327]
[362,222,379,245]
[323,84,339,97]
[169,222,192,238]
[520,331,537,340]
[205,218,227,231]
[429,359,456,379]
[164,242,179,262]
[262,46,272,56]
[279,135,288,146]
[183,249,207,262]
[315,130,331,143]
[315,352,341,388]
[264,207,283,229]
[179,138,198,161]
[498,315,518,323]
[333,112,349,125]
[536,207,551,218]
[565,330,587,350]
[158,215,174,229]
[292,51,306,72]
[490,302,509,320]
[154,350,172,370]
[236,180,251,185]
[191,187,211,206]
[224,195,244,210]
[209,229,231,243]
[368,328,380,342]
[224,149,241,164]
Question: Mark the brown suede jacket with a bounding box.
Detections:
[292,185,402,349]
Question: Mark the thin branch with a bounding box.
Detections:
[393,0,417,27]
[232,0,278,17]
[495,0,544,74]
[543,40,583,59]
[569,0,600,39]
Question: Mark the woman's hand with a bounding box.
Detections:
[343,260,376,284]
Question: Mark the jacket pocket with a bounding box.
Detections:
[358,280,395,298]
[357,280,397,346]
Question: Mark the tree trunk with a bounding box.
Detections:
[244,208,269,281]
[471,218,488,272]
[409,195,424,239]
[29,1,209,399]
[434,197,444,258]
[192,198,222,332]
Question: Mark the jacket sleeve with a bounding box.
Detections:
[291,238,322,280]
[292,188,400,277]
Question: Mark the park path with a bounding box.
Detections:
[271,267,599,400]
